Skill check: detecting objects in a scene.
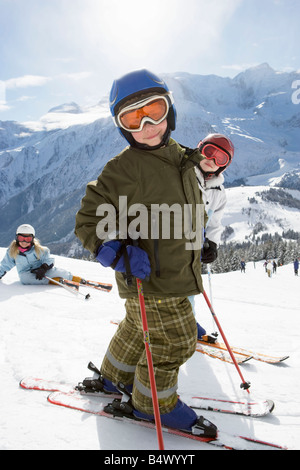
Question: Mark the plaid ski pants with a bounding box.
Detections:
[100,296,197,415]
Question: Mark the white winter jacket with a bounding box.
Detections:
[194,168,227,245]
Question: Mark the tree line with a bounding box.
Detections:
[206,233,300,274]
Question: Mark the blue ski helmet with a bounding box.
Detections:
[109,69,176,144]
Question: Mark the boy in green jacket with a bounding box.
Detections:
[75,69,216,437]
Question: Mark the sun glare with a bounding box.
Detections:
[61,0,243,76]
[80,0,177,62]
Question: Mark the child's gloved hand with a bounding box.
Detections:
[201,239,218,264]
[96,241,151,280]
[30,263,53,280]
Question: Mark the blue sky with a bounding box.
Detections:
[0,0,299,122]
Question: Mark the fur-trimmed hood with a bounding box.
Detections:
[194,167,224,190]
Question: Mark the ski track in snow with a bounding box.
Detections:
[0,247,299,451]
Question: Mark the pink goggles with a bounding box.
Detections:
[17,234,34,243]
[198,142,231,167]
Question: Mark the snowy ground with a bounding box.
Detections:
[0,247,299,451]
[222,185,300,243]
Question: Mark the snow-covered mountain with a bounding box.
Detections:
[0,63,299,252]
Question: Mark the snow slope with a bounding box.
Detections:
[222,186,300,242]
[0,248,299,451]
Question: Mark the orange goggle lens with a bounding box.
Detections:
[118,97,168,131]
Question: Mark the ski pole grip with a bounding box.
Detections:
[240,381,251,390]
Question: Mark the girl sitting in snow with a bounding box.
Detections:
[0,224,82,286]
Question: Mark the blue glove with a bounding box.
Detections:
[96,241,151,280]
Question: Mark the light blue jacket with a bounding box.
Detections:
[0,246,73,285]
[0,246,54,278]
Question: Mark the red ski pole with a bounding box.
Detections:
[202,289,251,393]
[136,278,165,450]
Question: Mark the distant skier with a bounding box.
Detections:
[190,133,234,341]
[240,259,246,273]
[0,224,84,286]
[294,258,299,276]
[263,260,267,272]
[266,260,273,278]
[273,260,277,274]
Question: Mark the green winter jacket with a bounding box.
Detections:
[75,138,206,298]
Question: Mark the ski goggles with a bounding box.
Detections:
[17,234,34,243]
[198,142,231,167]
[115,94,172,132]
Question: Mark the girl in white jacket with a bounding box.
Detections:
[192,134,234,341]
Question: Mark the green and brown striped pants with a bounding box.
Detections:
[100,295,197,415]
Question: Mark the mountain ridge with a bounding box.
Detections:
[0,63,299,254]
